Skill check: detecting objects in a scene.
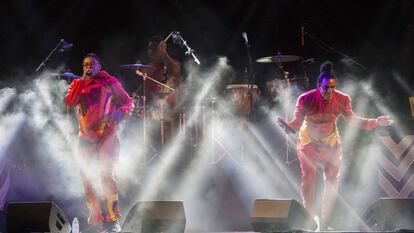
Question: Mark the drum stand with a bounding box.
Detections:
[276,61,298,165]
[278,57,311,165]
[242,33,257,121]
[240,32,257,163]
[135,70,175,162]
[283,72,296,165]
[209,98,238,164]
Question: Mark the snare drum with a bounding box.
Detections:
[225,84,259,117]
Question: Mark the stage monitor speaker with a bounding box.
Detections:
[251,198,317,232]
[362,198,414,231]
[6,201,71,233]
[122,201,186,233]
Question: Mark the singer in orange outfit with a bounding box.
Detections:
[66,53,133,233]
[278,61,393,227]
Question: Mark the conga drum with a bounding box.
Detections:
[225,84,259,117]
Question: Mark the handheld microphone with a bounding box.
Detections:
[277,117,295,134]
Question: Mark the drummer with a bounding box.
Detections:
[146,36,181,104]
[145,36,182,142]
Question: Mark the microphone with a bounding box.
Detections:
[277,117,295,134]
[301,25,304,47]
[59,39,73,52]
[171,31,183,46]
[242,32,248,45]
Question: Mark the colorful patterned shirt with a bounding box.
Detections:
[66,70,133,141]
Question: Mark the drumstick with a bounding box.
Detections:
[164,32,174,42]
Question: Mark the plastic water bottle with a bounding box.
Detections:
[72,217,79,233]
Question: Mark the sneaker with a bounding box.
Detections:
[313,215,320,232]
[102,220,121,233]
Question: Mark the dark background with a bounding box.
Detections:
[1,0,414,231]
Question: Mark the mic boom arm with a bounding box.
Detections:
[35,39,73,72]
[171,32,200,65]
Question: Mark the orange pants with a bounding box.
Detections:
[297,141,341,219]
[79,134,121,225]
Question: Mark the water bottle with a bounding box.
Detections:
[72,217,79,233]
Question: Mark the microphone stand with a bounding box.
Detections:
[242,35,256,121]
[172,32,201,65]
[136,70,175,149]
[272,52,295,164]
[35,39,65,72]
[303,30,367,70]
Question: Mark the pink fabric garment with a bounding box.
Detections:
[288,89,377,218]
[66,71,132,225]
[66,70,134,141]
[79,133,121,225]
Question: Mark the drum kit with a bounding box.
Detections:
[121,63,178,145]
[129,54,308,145]
[224,53,309,118]
[122,53,308,117]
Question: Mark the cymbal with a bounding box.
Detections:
[51,72,80,79]
[119,64,152,70]
[256,55,303,63]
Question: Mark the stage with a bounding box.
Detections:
[1,1,414,233]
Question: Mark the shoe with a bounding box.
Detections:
[102,220,121,233]
[319,220,336,231]
[313,215,321,231]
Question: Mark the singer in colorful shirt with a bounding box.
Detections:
[66,53,133,233]
[278,61,393,226]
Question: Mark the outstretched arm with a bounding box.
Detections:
[342,96,393,130]
[159,40,181,88]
